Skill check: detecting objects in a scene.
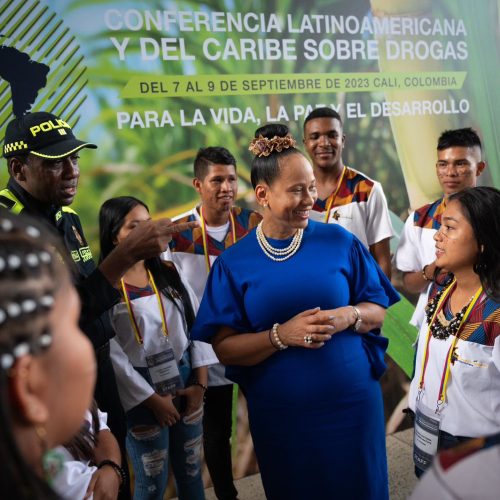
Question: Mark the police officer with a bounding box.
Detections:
[1,111,198,498]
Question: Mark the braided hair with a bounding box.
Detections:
[0,208,66,499]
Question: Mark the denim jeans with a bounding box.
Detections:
[126,351,205,500]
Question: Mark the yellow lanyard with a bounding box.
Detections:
[324,166,347,223]
[121,270,168,345]
[199,206,237,273]
[418,279,483,410]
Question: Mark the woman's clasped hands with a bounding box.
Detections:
[277,306,356,349]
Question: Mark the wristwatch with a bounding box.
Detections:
[351,306,362,332]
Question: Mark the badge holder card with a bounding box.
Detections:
[411,282,481,475]
[145,337,183,396]
[413,400,441,473]
[121,272,184,397]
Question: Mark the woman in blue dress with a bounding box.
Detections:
[191,124,399,500]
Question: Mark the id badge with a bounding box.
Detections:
[145,338,183,396]
[413,400,441,473]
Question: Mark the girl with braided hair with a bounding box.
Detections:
[0,209,96,499]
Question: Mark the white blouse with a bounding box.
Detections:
[409,306,500,437]
[109,271,218,412]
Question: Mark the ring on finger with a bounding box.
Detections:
[304,334,313,344]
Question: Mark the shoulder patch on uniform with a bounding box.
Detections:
[0,194,16,210]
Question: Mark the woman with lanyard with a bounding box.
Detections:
[99,196,217,500]
[191,124,399,500]
[408,186,500,477]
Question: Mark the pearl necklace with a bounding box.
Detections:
[256,222,303,262]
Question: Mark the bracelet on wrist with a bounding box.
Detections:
[269,327,280,350]
[97,460,126,489]
[422,264,433,282]
[192,381,208,392]
[350,306,362,332]
[271,323,288,350]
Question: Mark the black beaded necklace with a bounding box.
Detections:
[425,285,474,340]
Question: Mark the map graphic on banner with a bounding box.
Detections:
[1,0,499,375]
[0,45,49,117]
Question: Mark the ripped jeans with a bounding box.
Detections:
[126,351,205,500]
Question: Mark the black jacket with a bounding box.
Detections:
[0,179,120,349]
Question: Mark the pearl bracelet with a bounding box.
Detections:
[271,323,288,350]
[269,328,280,350]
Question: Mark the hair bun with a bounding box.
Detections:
[248,135,297,157]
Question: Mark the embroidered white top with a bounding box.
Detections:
[309,167,394,249]
[165,206,261,386]
[393,210,438,328]
[409,295,500,437]
[109,271,217,412]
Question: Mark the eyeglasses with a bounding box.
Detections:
[436,160,473,176]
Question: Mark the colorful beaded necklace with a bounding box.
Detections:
[425,282,479,340]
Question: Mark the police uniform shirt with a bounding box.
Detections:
[0,179,120,348]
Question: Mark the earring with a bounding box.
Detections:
[263,203,268,208]
[35,425,64,483]
[473,261,487,274]
[34,424,47,449]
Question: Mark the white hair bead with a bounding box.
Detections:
[40,295,54,308]
[39,333,52,348]
[6,302,21,318]
[0,354,14,370]
[25,225,41,238]
[12,342,29,358]
[39,251,52,264]
[7,255,21,270]
[21,299,37,313]
[25,253,39,267]
[0,219,13,232]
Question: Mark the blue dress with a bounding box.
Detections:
[191,220,399,500]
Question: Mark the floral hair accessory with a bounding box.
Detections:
[248,134,296,157]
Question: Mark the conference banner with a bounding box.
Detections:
[1,0,499,375]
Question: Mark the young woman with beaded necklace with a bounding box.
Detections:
[408,186,500,476]
[191,124,399,500]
